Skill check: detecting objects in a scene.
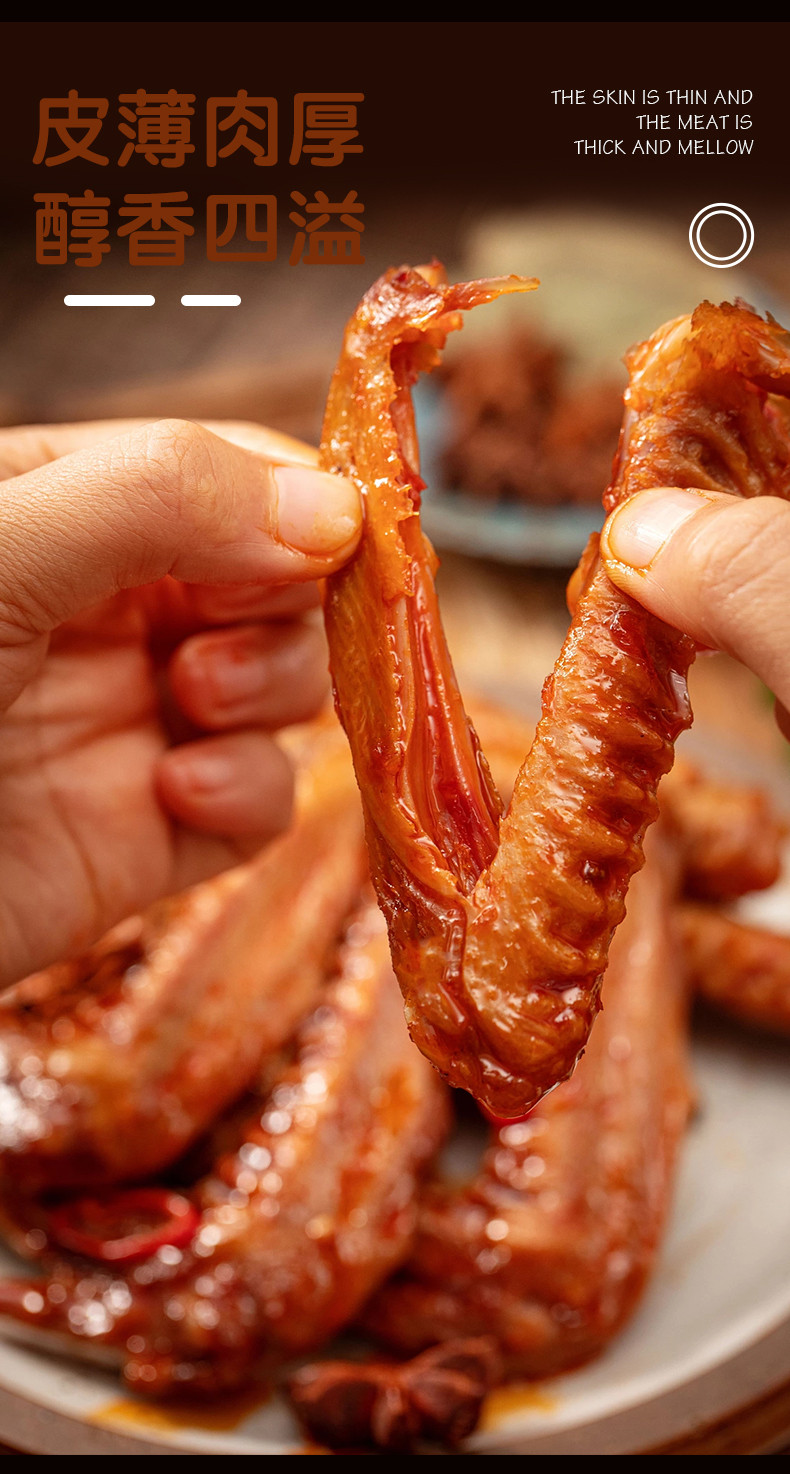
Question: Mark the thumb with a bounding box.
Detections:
[600,487,790,708]
[0,418,360,710]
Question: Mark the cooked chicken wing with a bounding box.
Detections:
[323,272,790,1118]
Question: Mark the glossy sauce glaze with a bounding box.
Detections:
[0,900,449,1394]
[364,827,692,1378]
[323,277,790,1118]
[0,720,366,1191]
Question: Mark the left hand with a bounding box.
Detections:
[0,417,361,986]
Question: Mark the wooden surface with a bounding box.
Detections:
[643,1375,790,1456]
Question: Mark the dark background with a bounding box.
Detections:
[1,22,784,211]
[0,21,786,426]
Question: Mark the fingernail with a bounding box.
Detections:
[197,638,272,709]
[602,488,713,569]
[169,749,234,793]
[273,465,360,556]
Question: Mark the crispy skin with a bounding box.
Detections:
[681,904,790,1036]
[364,830,691,1377]
[458,706,783,909]
[0,719,366,1189]
[0,901,449,1395]
[460,707,784,908]
[323,278,790,1117]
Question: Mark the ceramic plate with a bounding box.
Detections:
[416,381,603,568]
[417,209,787,569]
[0,732,789,1455]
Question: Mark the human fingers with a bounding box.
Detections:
[156,729,295,841]
[0,418,359,712]
[600,489,790,711]
[0,419,325,638]
[0,418,319,479]
[168,618,330,731]
[128,577,323,658]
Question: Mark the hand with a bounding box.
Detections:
[601,487,790,737]
[0,417,360,987]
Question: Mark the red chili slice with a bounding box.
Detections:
[48,1188,199,1263]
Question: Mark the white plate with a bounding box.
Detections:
[0,733,789,1455]
[416,381,603,568]
[1,1009,790,1456]
[417,208,789,570]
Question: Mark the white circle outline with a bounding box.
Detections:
[695,211,747,262]
[689,202,754,269]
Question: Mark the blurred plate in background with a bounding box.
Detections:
[1,723,790,1454]
[417,381,603,566]
[420,208,786,569]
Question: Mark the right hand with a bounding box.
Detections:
[600,486,790,735]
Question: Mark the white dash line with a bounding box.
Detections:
[180,294,241,307]
[64,295,155,307]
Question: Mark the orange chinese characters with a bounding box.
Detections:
[118,91,195,167]
[207,94,277,167]
[289,94,363,166]
[289,190,364,265]
[34,191,111,266]
[118,193,194,264]
[207,196,277,262]
[33,91,109,167]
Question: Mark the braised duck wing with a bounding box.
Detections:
[323,276,790,1117]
